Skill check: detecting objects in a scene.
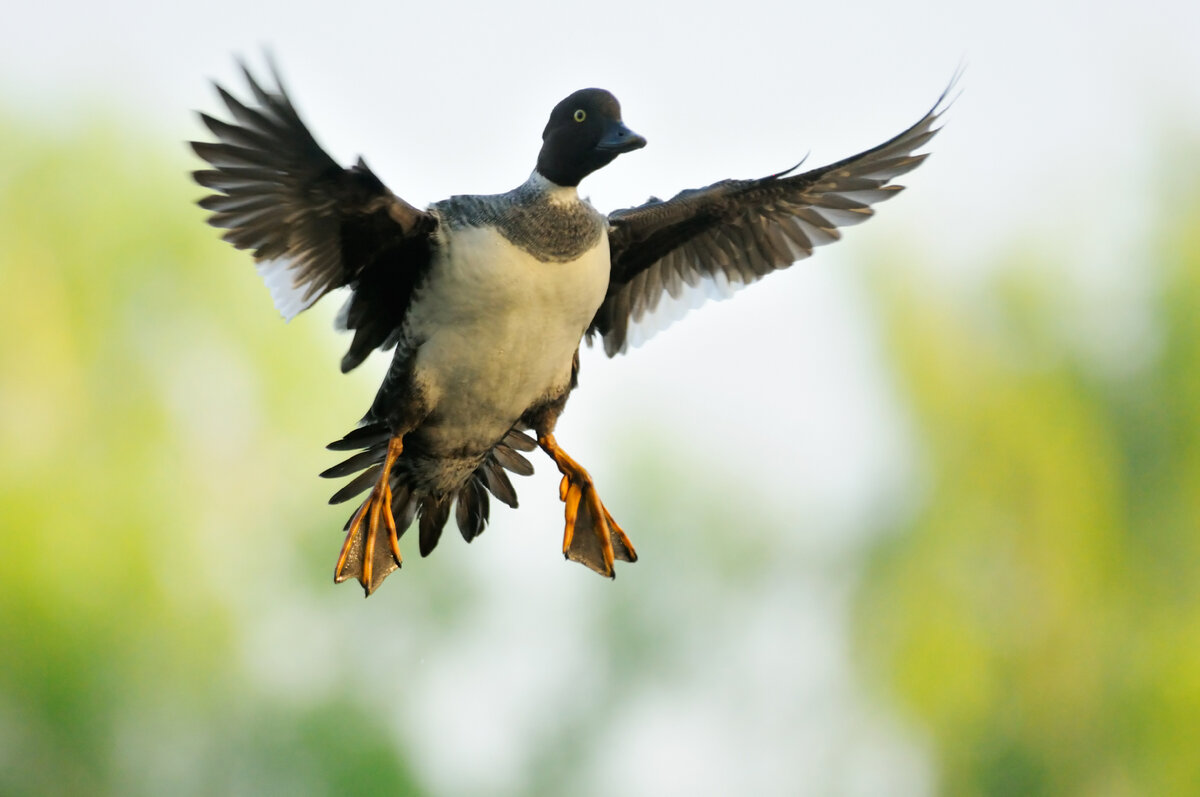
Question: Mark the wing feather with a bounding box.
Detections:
[191,58,437,372]
[596,74,959,356]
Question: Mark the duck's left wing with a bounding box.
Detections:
[191,59,436,373]
[593,79,957,356]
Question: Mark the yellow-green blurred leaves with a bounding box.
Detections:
[0,119,419,796]
[855,185,1200,794]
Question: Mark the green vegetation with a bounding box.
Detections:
[0,122,424,796]
[857,183,1200,794]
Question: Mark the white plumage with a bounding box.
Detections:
[255,257,320,321]
[407,197,610,455]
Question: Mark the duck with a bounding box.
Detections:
[191,58,955,596]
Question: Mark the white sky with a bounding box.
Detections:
[7,0,1199,793]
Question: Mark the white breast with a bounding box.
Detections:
[406,223,610,453]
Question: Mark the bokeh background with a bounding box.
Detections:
[3,1,1199,794]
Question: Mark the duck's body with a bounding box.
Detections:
[192,61,955,595]
[417,178,609,453]
[385,176,610,495]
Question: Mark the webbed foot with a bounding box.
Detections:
[538,433,637,577]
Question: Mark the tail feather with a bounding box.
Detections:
[328,464,381,504]
[319,447,384,479]
[323,423,537,562]
[418,496,452,557]
[502,429,537,452]
[455,477,490,544]
[326,422,390,451]
[492,444,534,476]
[393,483,419,532]
[480,460,518,509]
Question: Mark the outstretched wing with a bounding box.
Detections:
[594,77,958,356]
[191,59,437,372]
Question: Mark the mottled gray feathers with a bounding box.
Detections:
[435,180,604,262]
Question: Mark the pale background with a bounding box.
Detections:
[2,1,1199,794]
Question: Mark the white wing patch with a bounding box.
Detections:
[619,268,739,353]
[255,258,321,321]
[606,203,855,354]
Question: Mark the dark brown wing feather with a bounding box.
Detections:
[191,59,437,372]
[594,76,959,356]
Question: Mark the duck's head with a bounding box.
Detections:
[536,88,646,187]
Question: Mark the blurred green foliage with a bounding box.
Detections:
[0,121,424,796]
[856,182,1200,793]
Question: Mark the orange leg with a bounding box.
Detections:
[335,436,404,596]
[538,433,637,577]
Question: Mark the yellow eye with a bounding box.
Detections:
[573,109,587,123]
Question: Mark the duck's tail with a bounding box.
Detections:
[320,423,537,594]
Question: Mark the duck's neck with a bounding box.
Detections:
[527,169,580,204]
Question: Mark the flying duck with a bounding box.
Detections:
[192,60,955,595]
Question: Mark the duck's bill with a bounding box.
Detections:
[596,121,647,154]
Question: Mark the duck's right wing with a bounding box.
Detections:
[191,59,437,372]
[594,75,959,357]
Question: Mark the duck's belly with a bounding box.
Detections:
[405,225,609,460]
